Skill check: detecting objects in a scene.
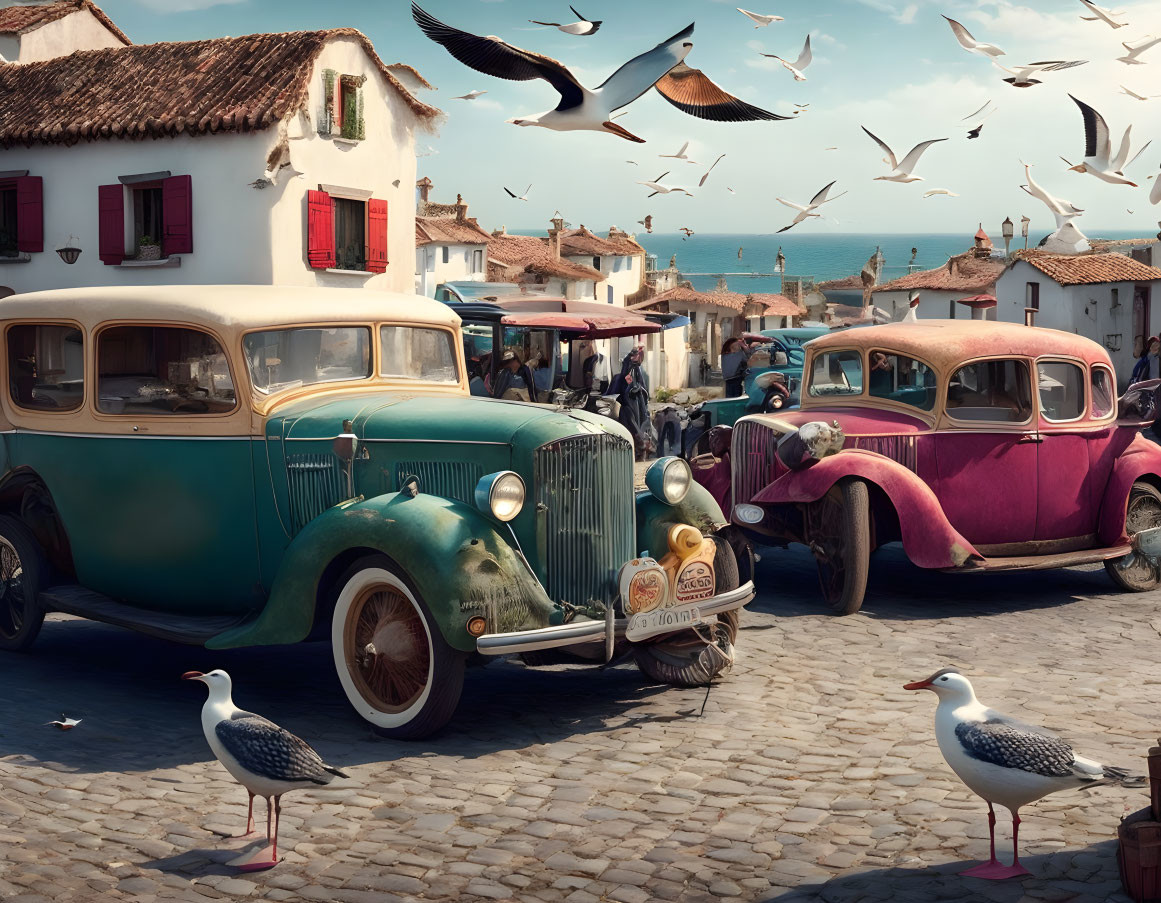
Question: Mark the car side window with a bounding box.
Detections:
[1037,361,1085,422]
[97,325,236,415]
[946,359,1032,422]
[808,350,862,397]
[7,324,84,412]
[1091,367,1114,418]
[868,351,936,411]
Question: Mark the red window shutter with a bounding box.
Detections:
[98,184,125,266]
[14,176,42,253]
[367,198,388,273]
[162,174,193,256]
[307,189,335,269]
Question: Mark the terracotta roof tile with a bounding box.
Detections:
[0,27,440,148]
[0,0,128,44]
[873,252,1005,294]
[488,233,604,282]
[1014,250,1161,285]
[415,215,491,245]
[1089,237,1160,251]
[385,62,433,90]
[747,293,807,318]
[645,285,749,312]
[559,227,644,257]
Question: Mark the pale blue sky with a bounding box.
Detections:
[101,0,1161,235]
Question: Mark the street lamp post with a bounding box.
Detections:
[1002,217,1014,257]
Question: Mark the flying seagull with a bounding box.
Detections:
[775,180,846,233]
[906,668,1137,879]
[679,227,695,237]
[861,127,948,182]
[943,16,1005,57]
[994,59,1087,88]
[451,89,488,100]
[504,184,533,201]
[1066,95,1149,186]
[923,189,959,198]
[660,141,696,162]
[698,154,727,187]
[792,103,810,113]
[637,172,693,197]
[967,109,995,139]
[961,99,993,121]
[638,215,653,233]
[413,4,791,143]
[759,35,812,81]
[1118,34,1161,64]
[1021,162,1084,230]
[530,6,601,36]
[737,8,784,27]
[1121,85,1161,100]
[1078,0,1128,29]
[45,715,82,730]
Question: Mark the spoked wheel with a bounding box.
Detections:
[807,479,871,615]
[1105,482,1161,591]
[634,537,740,687]
[0,515,46,653]
[331,555,465,740]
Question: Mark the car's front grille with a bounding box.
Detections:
[286,453,345,532]
[732,420,782,506]
[850,435,917,472]
[534,433,635,609]
[388,460,484,505]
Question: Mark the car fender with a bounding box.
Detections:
[751,449,980,569]
[636,480,727,560]
[1097,433,1161,545]
[207,492,558,652]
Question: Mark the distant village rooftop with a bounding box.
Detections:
[488,231,605,282]
[1013,250,1161,286]
[0,0,128,44]
[559,226,644,258]
[0,27,440,148]
[872,251,1007,294]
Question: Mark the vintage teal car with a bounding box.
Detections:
[0,286,754,738]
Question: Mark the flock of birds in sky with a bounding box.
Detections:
[413,0,1161,239]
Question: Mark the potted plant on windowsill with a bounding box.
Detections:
[137,236,161,261]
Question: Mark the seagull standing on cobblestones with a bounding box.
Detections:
[183,670,348,871]
[905,668,1136,881]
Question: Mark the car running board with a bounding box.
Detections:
[39,585,252,646]
[949,545,1132,573]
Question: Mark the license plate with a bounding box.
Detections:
[625,603,705,642]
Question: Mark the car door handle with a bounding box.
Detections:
[1017,433,1043,444]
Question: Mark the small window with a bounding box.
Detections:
[1026,282,1040,310]
[441,246,450,265]
[380,326,459,383]
[472,249,483,273]
[1037,360,1085,422]
[808,350,863,397]
[868,351,936,411]
[1111,287,1120,308]
[592,256,601,271]
[947,359,1032,422]
[334,197,366,271]
[132,183,163,257]
[98,325,235,415]
[337,74,365,141]
[244,327,371,394]
[7,324,84,411]
[0,185,16,258]
[1091,367,1114,418]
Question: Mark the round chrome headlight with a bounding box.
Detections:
[475,471,525,522]
[734,503,764,525]
[645,456,692,505]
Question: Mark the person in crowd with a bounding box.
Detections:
[1131,336,1160,384]
[530,351,554,401]
[719,337,752,398]
[492,350,534,401]
[581,341,610,395]
[868,351,894,396]
[612,344,654,460]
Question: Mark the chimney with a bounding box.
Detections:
[548,214,565,259]
[455,193,467,224]
[491,225,507,238]
[416,177,432,203]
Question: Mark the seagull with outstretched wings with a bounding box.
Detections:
[412,3,791,143]
[530,5,602,35]
[775,180,846,232]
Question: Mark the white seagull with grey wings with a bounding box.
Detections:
[776,181,846,232]
[1118,35,1161,64]
[1066,94,1150,187]
[412,3,790,143]
[1020,162,1084,230]
[1078,0,1128,29]
[942,16,1005,58]
[860,127,947,182]
[759,35,812,81]
[993,59,1088,88]
[737,8,783,28]
[906,668,1136,880]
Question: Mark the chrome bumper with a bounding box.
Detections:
[475,580,756,656]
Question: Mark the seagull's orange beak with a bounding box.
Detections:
[181,671,205,681]
[903,678,932,690]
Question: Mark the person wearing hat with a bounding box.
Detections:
[1131,335,1160,385]
[492,350,535,402]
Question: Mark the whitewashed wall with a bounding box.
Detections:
[873,289,994,321]
[0,6,124,63]
[415,241,486,297]
[565,253,642,307]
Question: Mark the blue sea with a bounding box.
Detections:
[631,231,1149,295]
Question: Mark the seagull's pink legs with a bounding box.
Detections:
[961,805,1031,880]
[232,796,279,872]
[243,791,255,836]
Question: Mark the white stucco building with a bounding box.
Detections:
[0,0,127,63]
[414,191,491,298]
[0,16,439,298]
[558,226,646,309]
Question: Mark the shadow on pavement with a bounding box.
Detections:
[750,542,1111,621]
[762,839,1128,902]
[0,613,694,774]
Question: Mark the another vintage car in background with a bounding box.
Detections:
[0,286,754,738]
[697,318,1161,614]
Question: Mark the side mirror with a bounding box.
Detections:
[333,419,359,461]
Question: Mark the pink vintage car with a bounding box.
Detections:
[703,319,1161,614]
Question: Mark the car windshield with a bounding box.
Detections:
[808,350,863,397]
[244,327,371,395]
[380,326,460,383]
[947,358,1033,422]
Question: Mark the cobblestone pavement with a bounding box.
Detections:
[2,544,1158,903]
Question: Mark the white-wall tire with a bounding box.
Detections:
[330,555,465,740]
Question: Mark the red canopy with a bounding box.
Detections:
[494,297,661,339]
[957,294,998,309]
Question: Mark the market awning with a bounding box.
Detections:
[499,311,661,338]
[957,294,998,309]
